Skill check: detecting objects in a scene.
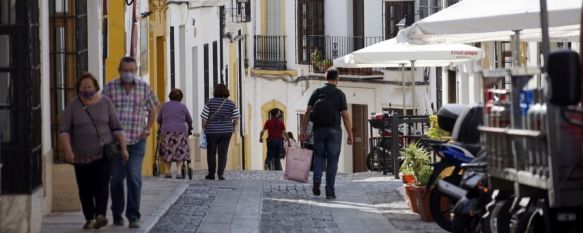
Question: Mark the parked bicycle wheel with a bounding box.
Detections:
[366,147,392,172]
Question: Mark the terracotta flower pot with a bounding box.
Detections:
[413,185,433,222]
[403,184,419,213]
[401,173,416,184]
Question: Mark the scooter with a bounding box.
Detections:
[425,104,483,232]
[450,153,493,233]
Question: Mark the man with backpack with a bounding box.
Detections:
[299,68,353,199]
[260,110,287,170]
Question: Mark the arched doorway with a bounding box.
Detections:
[260,101,287,170]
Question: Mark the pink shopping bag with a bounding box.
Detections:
[284,147,313,183]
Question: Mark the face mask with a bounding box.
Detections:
[121,72,135,83]
[81,90,96,99]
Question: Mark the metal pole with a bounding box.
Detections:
[400,63,407,116]
[411,60,416,115]
[539,0,550,72]
[513,30,522,67]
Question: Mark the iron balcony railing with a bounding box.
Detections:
[298,35,384,65]
[254,35,287,70]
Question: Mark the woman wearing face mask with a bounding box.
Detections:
[59,73,129,229]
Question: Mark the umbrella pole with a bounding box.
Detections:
[411,60,416,115]
[512,30,522,67]
[539,0,550,72]
[400,63,406,116]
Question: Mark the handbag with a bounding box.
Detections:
[200,98,228,149]
[199,131,208,149]
[80,98,120,160]
[284,147,313,183]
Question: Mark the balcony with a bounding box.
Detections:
[254,35,287,70]
[227,0,251,23]
[297,35,384,74]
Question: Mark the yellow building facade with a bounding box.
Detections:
[104,0,168,175]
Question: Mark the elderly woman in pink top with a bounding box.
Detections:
[157,89,193,178]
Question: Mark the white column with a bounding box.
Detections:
[87,0,103,81]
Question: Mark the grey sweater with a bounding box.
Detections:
[59,96,122,164]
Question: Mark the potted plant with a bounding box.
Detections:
[399,156,417,213]
[427,115,450,139]
[322,59,333,71]
[311,48,323,73]
[400,143,430,213]
[414,165,434,221]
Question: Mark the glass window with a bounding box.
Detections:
[0,0,16,24]
[0,73,10,106]
[56,27,66,113]
[0,35,9,67]
[419,0,429,19]
[0,109,9,143]
[55,0,69,13]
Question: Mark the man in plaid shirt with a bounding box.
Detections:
[102,57,160,228]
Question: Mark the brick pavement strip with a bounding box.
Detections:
[150,184,217,233]
[41,177,188,233]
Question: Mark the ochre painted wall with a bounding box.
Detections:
[142,1,168,176]
[105,0,125,82]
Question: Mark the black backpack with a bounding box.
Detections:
[310,91,337,127]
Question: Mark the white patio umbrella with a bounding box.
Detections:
[399,0,581,44]
[333,38,484,115]
[334,38,484,68]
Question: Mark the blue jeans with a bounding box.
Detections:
[312,127,342,193]
[110,139,146,221]
[266,139,283,170]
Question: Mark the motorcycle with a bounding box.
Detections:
[450,153,492,233]
[424,104,484,232]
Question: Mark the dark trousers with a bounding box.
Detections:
[265,139,283,170]
[74,158,111,220]
[207,133,233,177]
[313,127,342,193]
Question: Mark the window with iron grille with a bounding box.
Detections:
[170,26,175,89]
[0,0,43,194]
[431,0,443,13]
[296,0,324,64]
[204,43,210,103]
[213,41,218,87]
[383,1,414,39]
[219,6,225,84]
[418,0,429,19]
[49,0,88,162]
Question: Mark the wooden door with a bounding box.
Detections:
[352,104,368,172]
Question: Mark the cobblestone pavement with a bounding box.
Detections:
[152,171,446,233]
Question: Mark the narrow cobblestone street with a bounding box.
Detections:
[152,171,446,233]
[42,171,446,233]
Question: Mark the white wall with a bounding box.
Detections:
[167,3,222,133]
[245,74,435,172]
[284,0,297,70]
[40,0,51,156]
[364,0,383,37]
[325,0,352,36]
[87,0,103,81]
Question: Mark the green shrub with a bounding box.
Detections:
[400,143,431,179]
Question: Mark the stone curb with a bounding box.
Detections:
[140,182,189,233]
